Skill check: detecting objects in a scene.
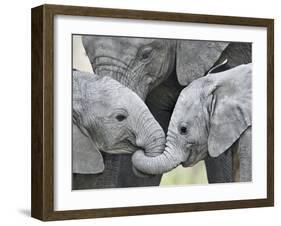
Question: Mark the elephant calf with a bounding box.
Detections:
[132,63,252,182]
[73,70,165,176]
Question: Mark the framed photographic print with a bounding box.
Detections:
[31,4,274,221]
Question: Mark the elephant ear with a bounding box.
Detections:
[176,40,229,86]
[207,69,251,158]
[72,70,104,174]
[73,123,104,174]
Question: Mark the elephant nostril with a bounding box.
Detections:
[180,126,187,135]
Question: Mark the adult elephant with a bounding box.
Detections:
[74,36,251,189]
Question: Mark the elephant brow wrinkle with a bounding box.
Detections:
[95,63,128,71]
[95,68,126,78]
[93,55,130,67]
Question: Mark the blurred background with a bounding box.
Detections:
[73,35,208,185]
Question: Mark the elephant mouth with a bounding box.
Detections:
[181,145,208,167]
[99,139,143,154]
[122,138,142,152]
[181,151,195,167]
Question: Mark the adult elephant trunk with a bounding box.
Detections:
[132,132,188,175]
[94,57,149,100]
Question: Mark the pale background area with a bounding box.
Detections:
[0,0,279,226]
[72,35,208,185]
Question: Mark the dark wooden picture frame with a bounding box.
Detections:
[31,4,274,221]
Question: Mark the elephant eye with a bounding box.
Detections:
[139,46,153,61]
[115,114,127,122]
[178,122,189,135]
[180,126,188,135]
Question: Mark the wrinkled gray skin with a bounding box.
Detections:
[74,36,251,189]
[133,64,252,182]
[72,70,165,180]
[146,42,252,183]
[74,36,175,189]
[82,36,176,100]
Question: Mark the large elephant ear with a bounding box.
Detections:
[176,40,229,86]
[207,66,252,158]
[72,70,104,174]
[73,123,104,174]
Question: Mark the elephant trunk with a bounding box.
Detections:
[133,109,166,158]
[132,132,188,175]
[94,57,147,100]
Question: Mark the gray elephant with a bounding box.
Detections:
[132,63,252,182]
[146,41,252,183]
[72,70,165,188]
[82,36,176,100]
[77,35,252,188]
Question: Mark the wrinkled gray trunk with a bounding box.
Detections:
[132,140,187,175]
[94,57,147,100]
[132,107,166,160]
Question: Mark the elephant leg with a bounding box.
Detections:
[73,153,162,189]
[118,154,162,187]
[72,153,121,189]
[205,139,248,183]
[237,127,252,182]
[205,149,233,183]
[73,156,163,189]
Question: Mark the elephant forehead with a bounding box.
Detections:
[83,36,156,47]
[182,77,207,95]
[83,36,156,56]
[171,91,203,124]
[73,74,143,113]
[178,86,203,107]
[86,87,129,103]
[88,89,136,111]
[74,74,128,95]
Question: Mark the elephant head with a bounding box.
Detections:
[73,70,165,174]
[132,63,252,174]
[82,36,176,100]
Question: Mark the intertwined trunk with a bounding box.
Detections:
[131,106,166,161]
[132,134,188,175]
